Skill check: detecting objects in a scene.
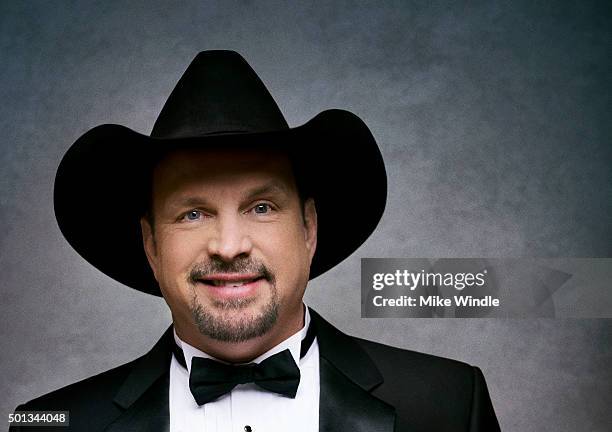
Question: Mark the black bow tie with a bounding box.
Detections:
[172,321,316,406]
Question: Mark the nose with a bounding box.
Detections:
[206,212,253,261]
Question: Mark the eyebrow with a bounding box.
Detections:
[241,181,290,201]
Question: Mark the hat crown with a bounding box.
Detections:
[151,50,289,138]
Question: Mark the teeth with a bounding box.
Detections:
[210,279,253,287]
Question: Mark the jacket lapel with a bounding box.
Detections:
[104,326,173,432]
[309,308,396,432]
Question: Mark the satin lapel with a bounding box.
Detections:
[319,357,395,432]
[105,326,174,432]
[309,308,396,432]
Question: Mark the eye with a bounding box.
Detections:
[182,210,203,221]
[251,203,273,215]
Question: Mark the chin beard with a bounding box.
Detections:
[189,290,280,343]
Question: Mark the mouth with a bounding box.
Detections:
[198,273,265,287]
[195,273,266,299]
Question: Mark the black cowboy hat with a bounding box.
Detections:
[54,50,387,296]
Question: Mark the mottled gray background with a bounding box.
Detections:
[1,1,611,430]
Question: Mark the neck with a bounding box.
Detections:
[174,303,306,363]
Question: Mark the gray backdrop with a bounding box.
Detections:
[1,1,611,431]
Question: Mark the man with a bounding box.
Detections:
[12,51,500,431]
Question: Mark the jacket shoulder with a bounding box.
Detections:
[353,335,476,377]
[12,327,175,431]
[351,336,499,431]
[12,357,140,431]
[20,358,138,410]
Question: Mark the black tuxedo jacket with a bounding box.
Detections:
[11,308,500,431]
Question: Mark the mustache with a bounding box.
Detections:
[187,257,274,284]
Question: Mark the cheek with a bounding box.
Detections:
[156,232,202,291]
[258,225,310,284]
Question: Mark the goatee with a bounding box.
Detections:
[187,257,278,342]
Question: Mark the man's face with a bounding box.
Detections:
[140,147,317,346]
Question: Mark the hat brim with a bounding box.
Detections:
[54,109,387,296]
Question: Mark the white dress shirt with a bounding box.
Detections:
[169,304,320,432]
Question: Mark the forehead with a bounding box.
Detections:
[150,146,297,197]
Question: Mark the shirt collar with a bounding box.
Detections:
[174,303,311,374]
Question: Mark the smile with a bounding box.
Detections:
[196,273,266,298]
[212,280,250,287]
[205,278,263,287]
[198,273,264,286]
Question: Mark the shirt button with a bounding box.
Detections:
[244,426,252,432]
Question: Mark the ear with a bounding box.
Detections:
[140,217,159,280]
[303,198,318,263]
